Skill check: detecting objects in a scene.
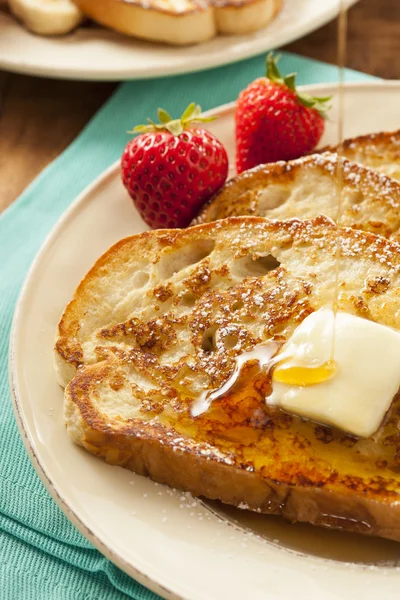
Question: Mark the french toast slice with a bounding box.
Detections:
[321,129,400,182]
[72,0,282,45]
[194,153,400,240]
[56,216,400,541]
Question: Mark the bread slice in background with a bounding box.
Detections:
[72,0,281,45]
[73,0,215,44]
[194,153,400,240]
[57,215,400,541]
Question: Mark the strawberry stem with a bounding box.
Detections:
[129,103,216,136]
[266,52,332,117]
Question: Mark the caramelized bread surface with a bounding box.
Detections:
[56,216,400,541]
[194,154,400,239]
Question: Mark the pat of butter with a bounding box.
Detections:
[268,308,400,438]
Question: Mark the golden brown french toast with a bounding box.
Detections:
[72,0,282,45]
[321,129,400,182]
[56,216,400,542]
[194,153,400,240]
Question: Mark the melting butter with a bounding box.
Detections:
[268,308,400,438]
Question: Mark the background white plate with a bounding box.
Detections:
[0,0,358,81]
[10,81,400,600]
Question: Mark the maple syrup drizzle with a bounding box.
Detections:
[331,0,348,361]
[191,342,280,417]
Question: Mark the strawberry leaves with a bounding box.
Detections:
[266,52,332,117]
[130,103,216,137]
[157,108,173,123]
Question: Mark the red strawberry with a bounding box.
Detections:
[235,53,331,173]
[121,104,229,229]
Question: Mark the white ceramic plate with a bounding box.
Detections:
[10,81,400,600]
[0,0,358,81]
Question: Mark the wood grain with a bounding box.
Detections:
[0,0,398,213]
[0,74,115,213]
[286,0,400,79]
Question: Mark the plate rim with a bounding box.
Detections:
[9,79,400,600]
[0,0,359,81]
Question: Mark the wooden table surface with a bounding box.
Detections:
[0,0,398,213]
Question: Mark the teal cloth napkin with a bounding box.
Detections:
[0,53,376,599]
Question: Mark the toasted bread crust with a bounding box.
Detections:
[320,129,400,181]
[58,216,400,541]
[194,154,400,239]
